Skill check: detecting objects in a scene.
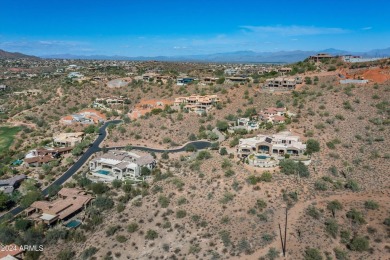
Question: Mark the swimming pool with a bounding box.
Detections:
[256,155,269,160]
[97,169,110,175]
[65,220,81,228]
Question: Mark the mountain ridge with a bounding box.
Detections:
[0,49,39,59]
[2,47,389,63]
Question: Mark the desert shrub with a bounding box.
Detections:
[327,200,343,217]
[314,180,327,191]
[176,210,187,218]
[349,236,369,252]
[171,178,184,189]
[224,169,235,177]
[279,159,310,177]
[255,199,267,210]
[162,221,171,229]
[345,179,359,191]
[266,248,279,260]
[304,248,323,260]
[127,223,139,233]
[116,202,125,213]
[364,200,379,210]
[94,196,114,211]
[158,195,170,208]
[81,247,98,260]
[219,230,231,247]
[333,248,348,260]
[14,218,33,231]
[145,229,158,240]
[197,150,211,160]
[306,206,321,219]
[57,249,75,260]
[346,209,366,225]
[340,230,351,244]
[111,179,122,189]
[260,171,272,182]
[106,225,120,237]
[189,244,201,255]
[116,235,127,243]
[90,182,108,195]
[219,192,234,204]
[219,147,228,155]
[325,219,339,238]
[306,139,320,154]
[216,120,229,131]
[45,228,68,244]
[177,197,188,205]
[246,175,261,185]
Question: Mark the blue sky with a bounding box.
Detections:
[1,0,389,56]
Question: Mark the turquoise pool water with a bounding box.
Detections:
[97,169,110,175]
[256,155,269,160]
[65,220,81,228]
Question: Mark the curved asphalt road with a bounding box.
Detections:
[0,121,211,221]
[0,120,122,221]
[108,140,211,153]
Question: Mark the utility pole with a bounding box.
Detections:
[278,207,288,257]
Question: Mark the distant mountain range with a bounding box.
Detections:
[1,47,390,63]
[40,47,390,63]
[0,49,39,59]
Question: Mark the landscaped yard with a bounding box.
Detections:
[0,126,21,151]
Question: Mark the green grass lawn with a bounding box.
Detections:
[0,126,21,151]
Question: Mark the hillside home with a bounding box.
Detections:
[202,77,219,84]
[0,174,26,194]
[60,109,106,125]
[342,55,383,63]
[67,72,84,78]
[237,131,306,158]
[234,118,259,131]
[225,76,248,84]
[53,132,84,147]
[0,84,9,91]
[340,79,369,84]
[258,107,289,124]
[89,151,156,181]
[278,67,292,75]
[173,95,220,114]
[177,77,195,86]
[25,188,93,225]
[13,89,42,96]
[224,68,238,75]
[263,77,301,90]
[309,53,333,62]
[107,78,128,88]
[24,147,73,167]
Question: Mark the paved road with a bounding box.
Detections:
[0,122,211,221]
[108,140,211,153]
[0,120,122,221]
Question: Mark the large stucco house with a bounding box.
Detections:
[237,131,306,158]
[89,150,156,181]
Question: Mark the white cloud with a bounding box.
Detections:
[361,26,372,30]
[241,25,349,36]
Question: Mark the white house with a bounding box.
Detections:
[237,131,306,158]
[89,151,156,181]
